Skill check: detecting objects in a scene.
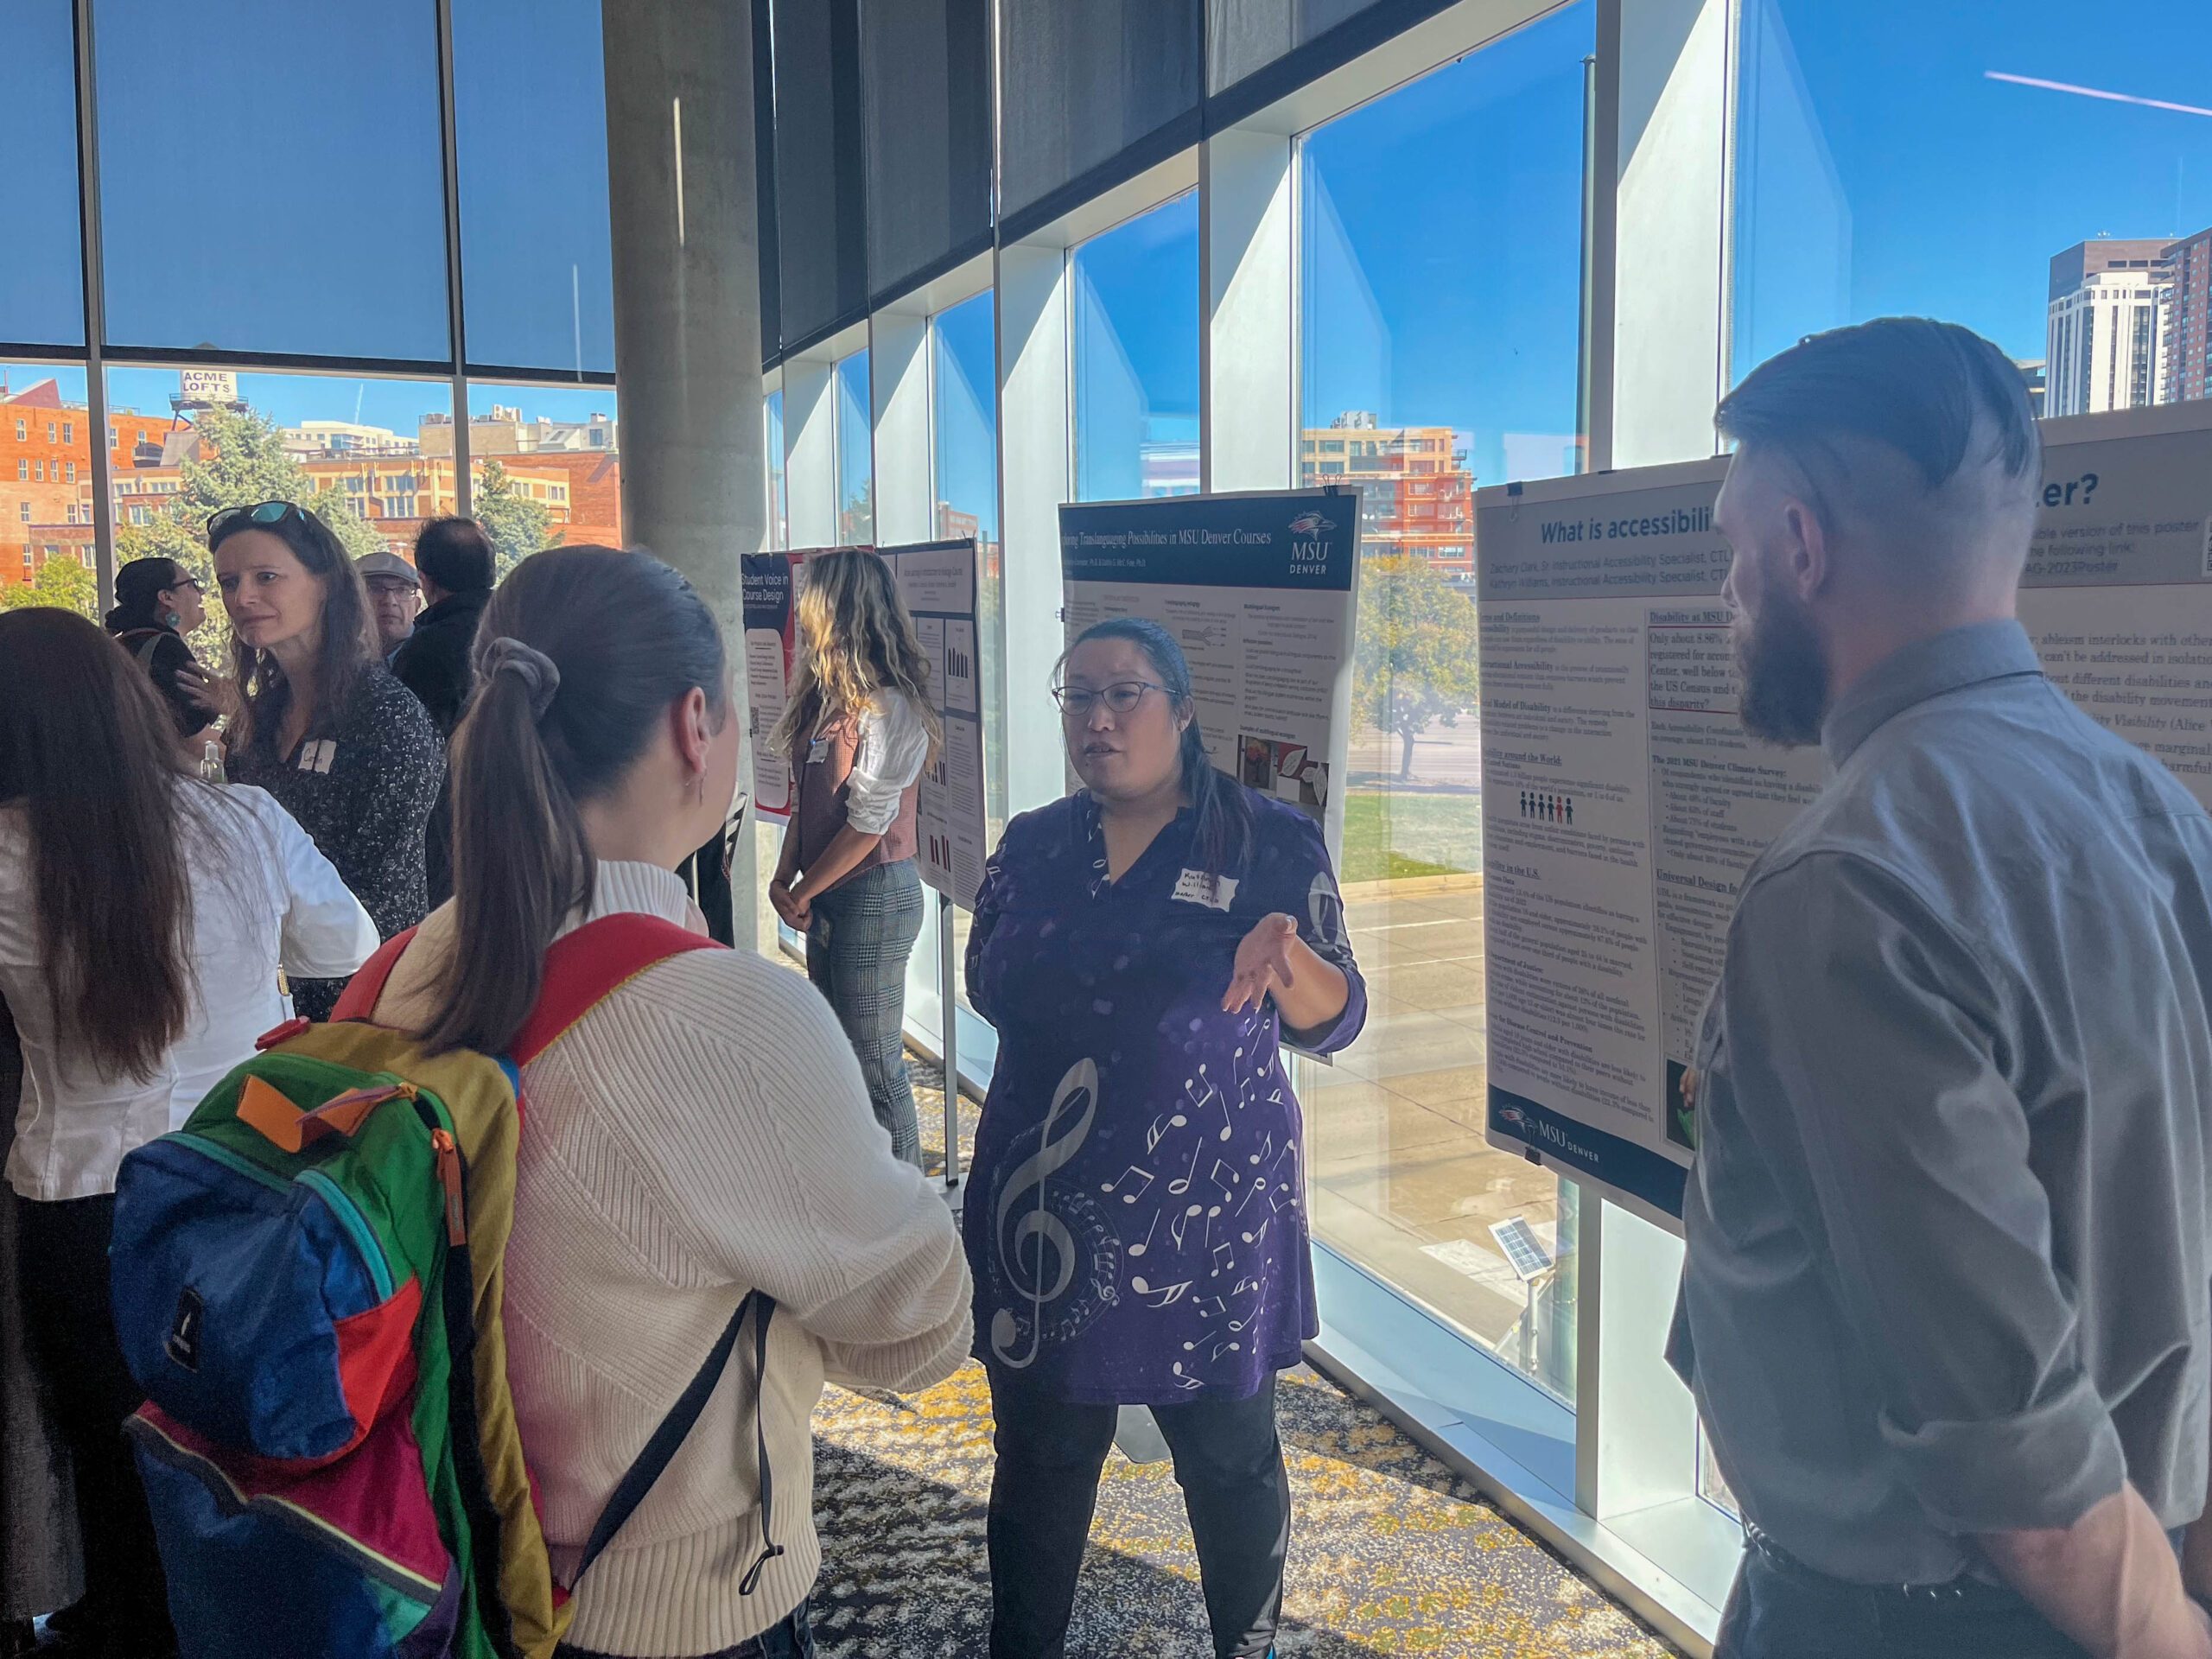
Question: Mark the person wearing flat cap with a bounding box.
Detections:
[356,549,423,664]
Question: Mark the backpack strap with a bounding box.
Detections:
[332,927,421,1023]
[567,1293,783,1594]
[508,913,721,1066]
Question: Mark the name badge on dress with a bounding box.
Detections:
[296,738,338,775]
[1172,868,1238,910]
[806,736,830,766]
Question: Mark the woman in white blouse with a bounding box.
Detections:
[0,608,376,1657]
[768,549,939,1166]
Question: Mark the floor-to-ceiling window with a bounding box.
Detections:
[766,387,788,550]
[931,289,1004,1087]
[1071,194,1201,502]
[835,348,874,543]
[1732,1,2212,410]
[1296,1,1594,1402]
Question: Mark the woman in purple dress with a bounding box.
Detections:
[964,618,1365,1659]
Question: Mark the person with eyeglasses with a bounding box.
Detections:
[104,556,232,766]
[962,616,1366,1659]
[767,548,940,1168]
[211,500,444,1020]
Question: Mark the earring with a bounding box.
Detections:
[687,772,703,805]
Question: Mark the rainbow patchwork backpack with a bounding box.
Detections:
[109,914,784,1659]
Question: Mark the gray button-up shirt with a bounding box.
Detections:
[1670,620,2212,1585]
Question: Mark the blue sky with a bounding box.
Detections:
[4,0,613,372]
[1738,0,2212,372]
[14,0,2212,491]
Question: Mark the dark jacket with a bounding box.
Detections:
[110,623,215,741]
[391,588,489,910]
[391,588,492,739]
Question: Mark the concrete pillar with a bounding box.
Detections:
[603,1,767,945]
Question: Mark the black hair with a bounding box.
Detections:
[413,517,497,595]
[423,545,728,1055]
[1716,317,2042,520]
[213,502,375,758]
[1059,616,1252,881]
[106,556,190,633]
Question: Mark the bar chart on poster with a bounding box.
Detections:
[1475,406,2212,1230]
[883,536,989,909]
[1058,490,1362,868]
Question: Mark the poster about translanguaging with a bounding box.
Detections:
[1057,490,1361,871]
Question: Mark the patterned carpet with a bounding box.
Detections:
[800,1058,1678,1658]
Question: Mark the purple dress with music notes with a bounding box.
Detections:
[963,787,1365,1403]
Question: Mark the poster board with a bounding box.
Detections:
[1475,404,2212,1230]
[880,537,990,909]
[1057,489,1361,869]
[741,550,799,821]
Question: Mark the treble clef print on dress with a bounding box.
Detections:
[988,1057,1120,1369]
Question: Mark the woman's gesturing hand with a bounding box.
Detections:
[1224,912,1300,1015]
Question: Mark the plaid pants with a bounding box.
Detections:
[805,858,925,1165]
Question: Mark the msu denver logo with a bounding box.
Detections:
[1287,512,1336,535]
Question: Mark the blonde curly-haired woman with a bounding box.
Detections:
[768,548,942,1167]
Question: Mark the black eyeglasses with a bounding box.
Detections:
[1052,680,1164,717]
[207,499,304,550]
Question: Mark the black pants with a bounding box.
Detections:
[14,1194,172,1652]
[986,1370,1288,1659]
[1716,1533,2089,1658]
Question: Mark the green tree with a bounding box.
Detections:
[474,459,553,576]
[0,554,99,620]
[1351,553,1483,782]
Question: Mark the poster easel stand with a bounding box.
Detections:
[938,887,963,1197]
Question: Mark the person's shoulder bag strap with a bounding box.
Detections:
[565,1290,784,1594]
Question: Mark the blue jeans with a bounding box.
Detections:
[558,1597,815,1659]
[1715,1535,2088,1658]
[805,858,925,1166]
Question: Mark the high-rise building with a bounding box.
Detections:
[2165,226,2212,407]
[2045,239,2171,417]
[1300,410,1475,581]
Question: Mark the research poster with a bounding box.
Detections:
[1058,490,1361,867]
[1477,404,2212,1230]
[881,536,990,909]
[741,551,798,821]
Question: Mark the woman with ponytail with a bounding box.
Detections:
[105,555,226,759]
[961,616,1365,1659]
[353,547,970,1659]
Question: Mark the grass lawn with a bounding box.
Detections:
[1338,787,1484,884]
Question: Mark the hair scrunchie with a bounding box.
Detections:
[483,635,561,720]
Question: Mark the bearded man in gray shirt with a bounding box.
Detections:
[1670,316,2212,1658]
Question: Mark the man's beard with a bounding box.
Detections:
[1736,586,1829,747]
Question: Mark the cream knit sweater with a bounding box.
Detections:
[372,861,972,1657]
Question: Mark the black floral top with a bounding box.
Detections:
[228,663,444,1020]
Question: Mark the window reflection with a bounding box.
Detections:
[1732,0,2212,413]
[1296,3,1593,1403]
[835,350,874,543]
[1071,194,1200,502]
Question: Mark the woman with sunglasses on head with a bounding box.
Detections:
[213,500,444,1020]
[0,608,377,1659]
[105,556,231,766]
[963,618,1365,1659]
[357,547,971,1659]
[767,549,940,1167]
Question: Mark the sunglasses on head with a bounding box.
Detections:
[207,499,305,550]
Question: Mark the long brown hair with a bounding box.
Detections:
[770,548,941,761]
[216,505,377,758]
[423,546,728,1055]
[0,608,194,1079]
